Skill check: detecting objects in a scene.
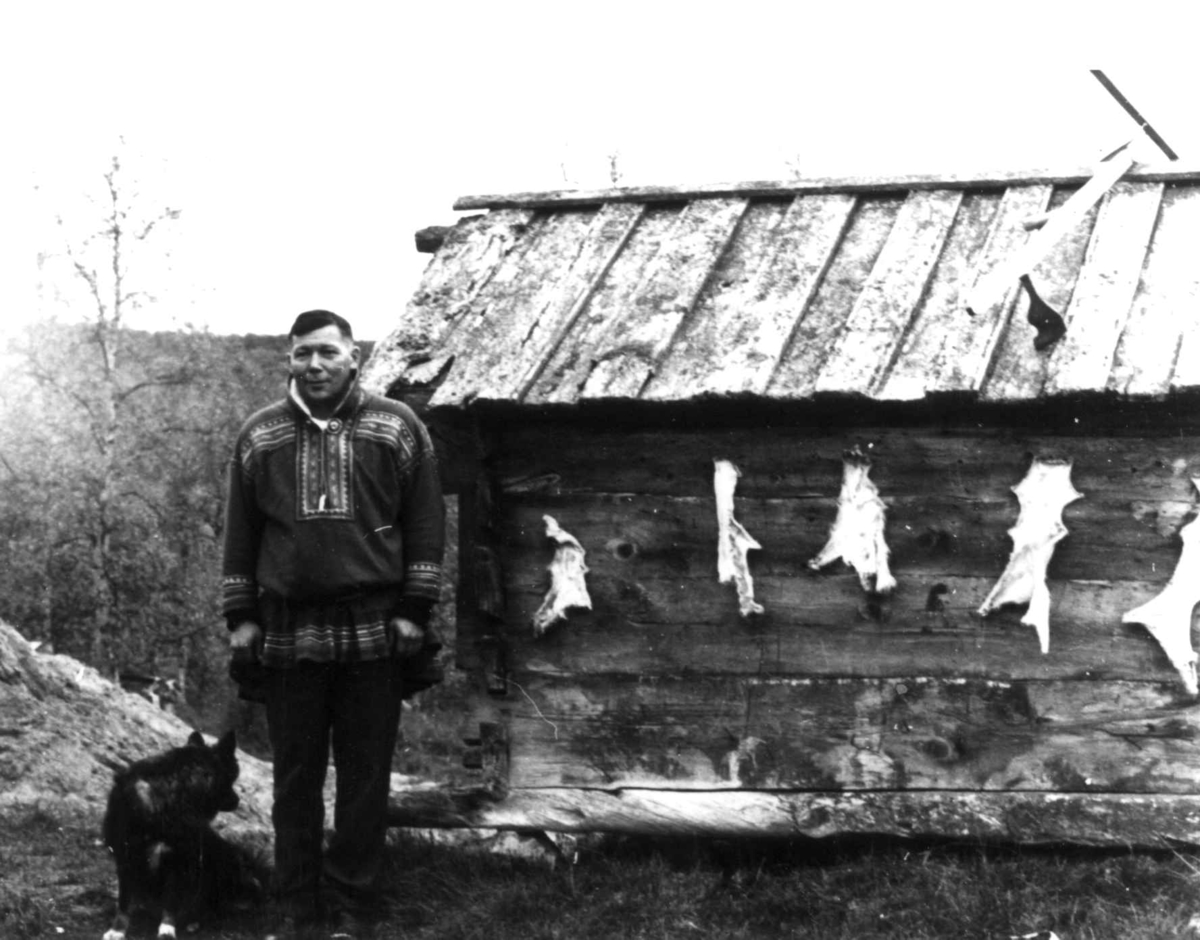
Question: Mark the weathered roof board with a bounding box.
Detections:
[363,165,1200,408]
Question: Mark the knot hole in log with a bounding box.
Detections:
[863,593,892,623]
[917,527,956,555]
[606,538,639,561]
[925,583,950,613]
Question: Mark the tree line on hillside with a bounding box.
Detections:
[0,323,297,713]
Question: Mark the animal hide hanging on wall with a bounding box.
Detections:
[978,457,1083,654]
[1122,478,1200,696]
[808,447,896,595]
[532,515,592,636]
[714,459,764,617]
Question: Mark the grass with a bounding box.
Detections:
[379,834,1200,940]
[4,812,1200,939]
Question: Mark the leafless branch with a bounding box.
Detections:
[137,208,181,241]
[23,361,104,439]
[114,370,195,404]
[161,425,224,436]
[122,289,154,310]
[116,489,168,525]
[68,253,107,323]
[0,452,22,481]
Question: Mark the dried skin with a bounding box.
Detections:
[532,515,592,636]
[1123,478,1200,696]
[714,460,764,616]
[978,458,1083,653]
[808,449,896,594]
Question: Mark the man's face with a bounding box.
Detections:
[288,324,360,414]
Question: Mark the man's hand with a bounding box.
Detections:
[229,621,263,660]
[388,617,425,657]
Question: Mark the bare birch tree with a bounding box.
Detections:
[19,154,187,672]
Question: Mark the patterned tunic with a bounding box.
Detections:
[222,383,444,666]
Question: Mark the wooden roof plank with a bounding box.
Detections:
[935,185,1054,394]
[362,209,536,392]
[813,190,964,396]
[1170,265,1200,388]
[427,210,597,406]
[525,206,689,405]
[1112,187,1200,395]
[511,203,646,402]
[411,214,561,402]
[407,209,539,343]
[1044,182,1164,396]
[452,161,1200,211]
[980,187,1100,402]
[377,177,1200,406]
[767,197,903,399]
[428,204,645,406]
[638,200,789,400]
[642,193,856,400]
[576,198,750,401]
[874,192,1002,400]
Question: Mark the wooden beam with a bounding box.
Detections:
[500,674,1200,793]
[388,785,1200,848]
[963,144,1137,318]
[415,225,452,253]
[451,162,1200,212]
[1091,70,1180,161]
[501,576,1181,684]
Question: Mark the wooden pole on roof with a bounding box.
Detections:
[1091,69,1179,161]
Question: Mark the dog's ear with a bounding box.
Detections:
[187,730,206,748]
[215,730,237,757]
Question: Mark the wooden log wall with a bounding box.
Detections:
[388,787,1200,849]
[479,414,1200,816]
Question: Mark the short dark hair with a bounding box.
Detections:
[289,310,354,341]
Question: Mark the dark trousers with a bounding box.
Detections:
[264,658,402,920]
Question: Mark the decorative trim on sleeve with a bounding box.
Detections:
[222,575,260,615]
[404,562,442,603]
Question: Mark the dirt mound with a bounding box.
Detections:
[0,619,274,844]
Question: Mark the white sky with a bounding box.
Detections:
[2,2,1198,340]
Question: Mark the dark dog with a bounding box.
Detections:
[102,730,259,939]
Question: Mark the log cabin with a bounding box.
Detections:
[361,160,1200,849]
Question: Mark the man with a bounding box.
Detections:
[223,310,444,940]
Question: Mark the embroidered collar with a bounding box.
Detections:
[288,379,363,430]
